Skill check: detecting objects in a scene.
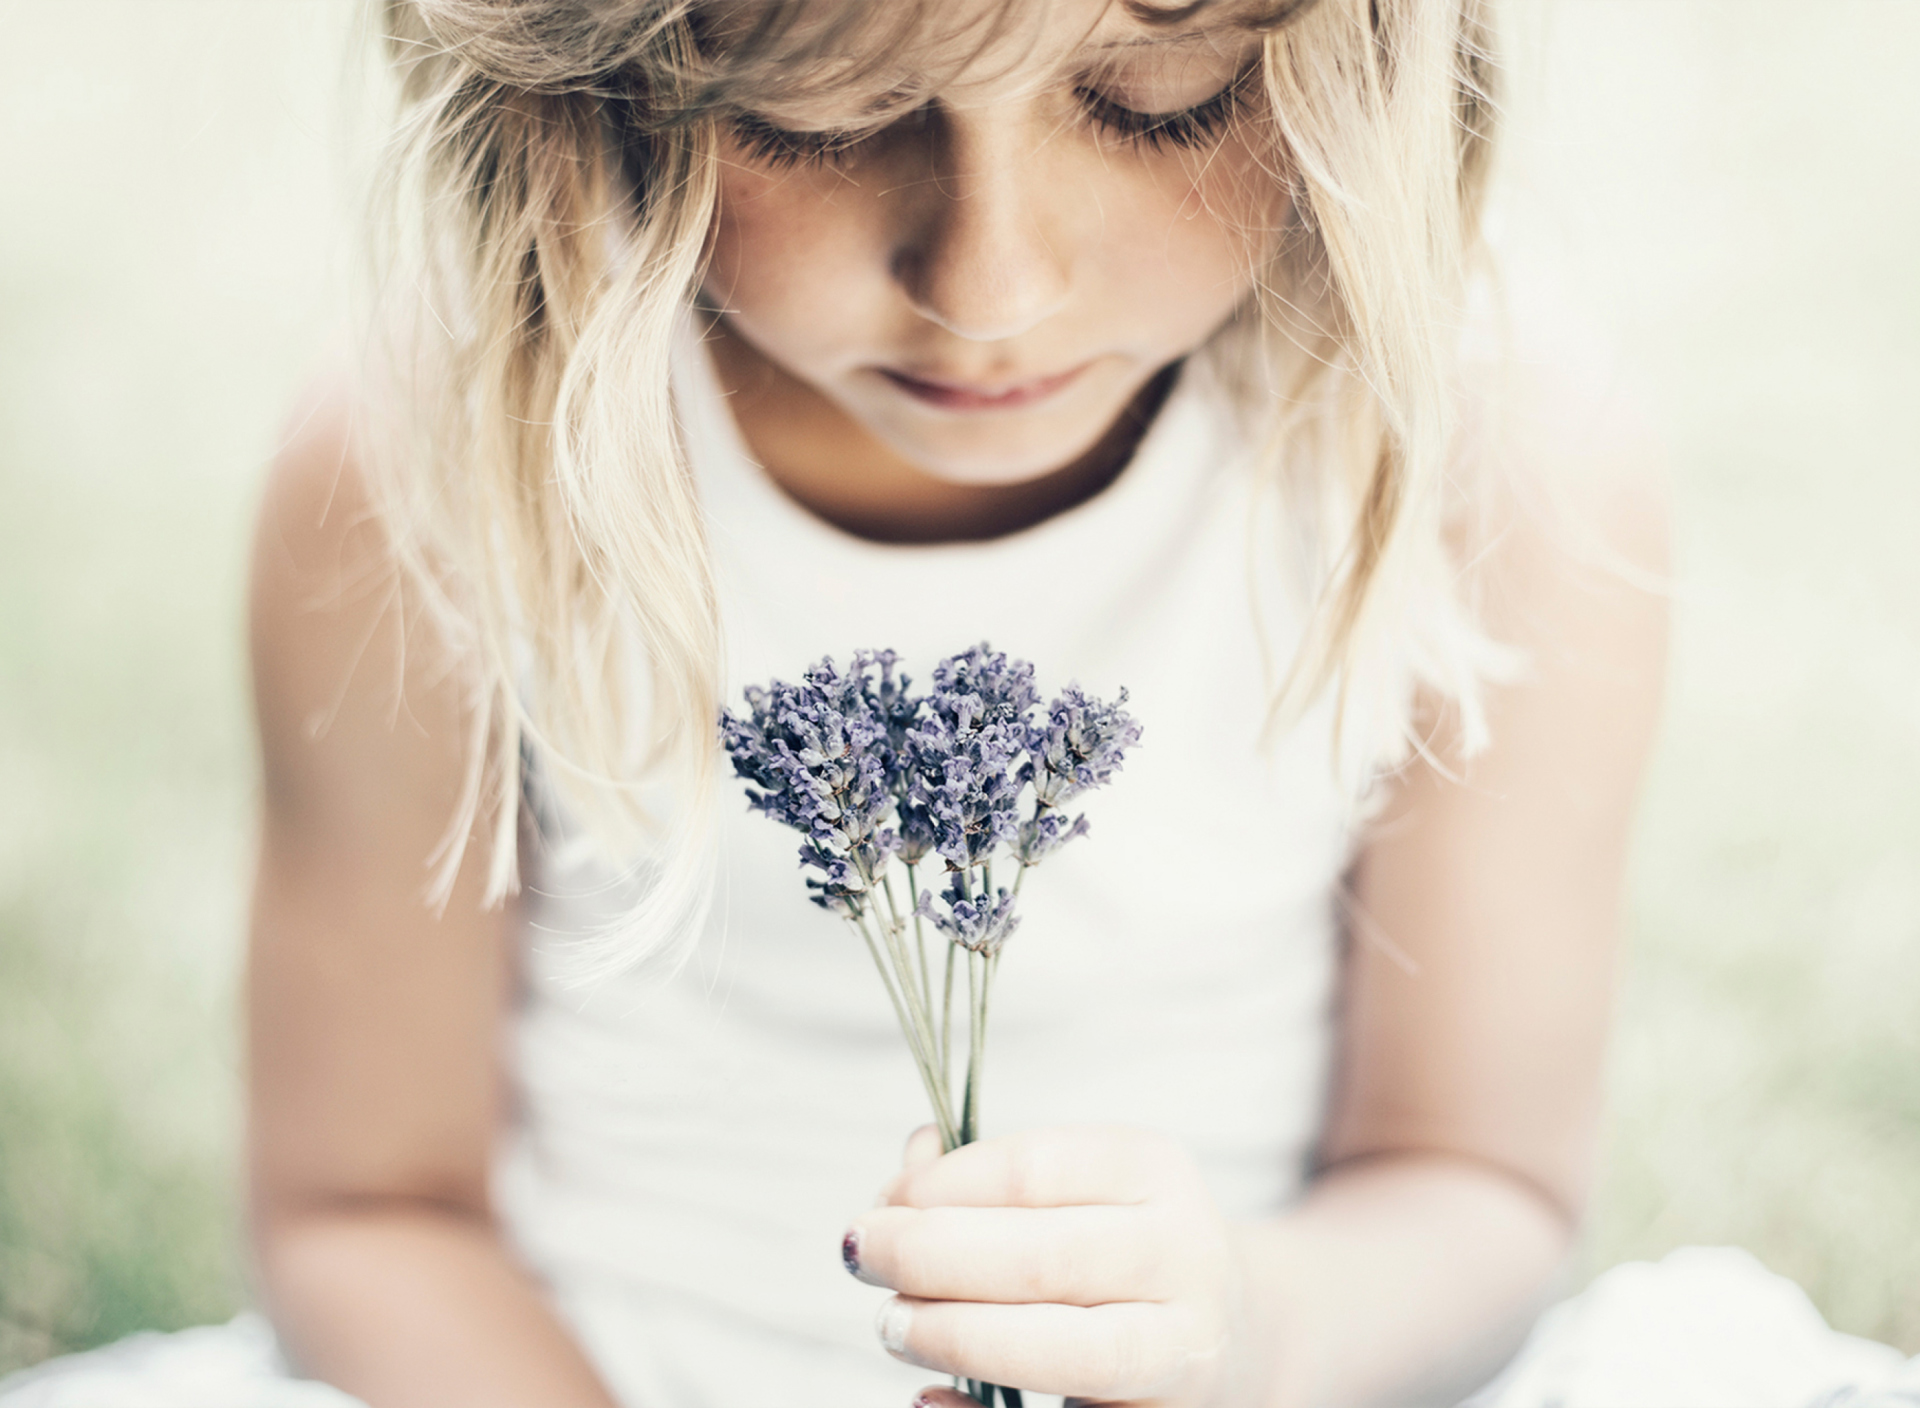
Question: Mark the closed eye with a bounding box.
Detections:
[727,111,877,170]
[728,71,1250,170]
[1074,73,1246,152]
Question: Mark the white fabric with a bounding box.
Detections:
[0,1316,357,1407]
[1464,1249,1912,1408]
[492,340,1353,1406]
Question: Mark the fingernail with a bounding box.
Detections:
[876,1296,913,1358]
[841,1227,861,1277]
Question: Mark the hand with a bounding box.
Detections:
[843,1125,1254,1408]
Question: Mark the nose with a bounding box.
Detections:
[889,106,1074,342]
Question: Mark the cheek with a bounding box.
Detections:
[705,167,890,358]
[1097,138,1277,333]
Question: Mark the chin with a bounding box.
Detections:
[879,430,1115,487]
[859,398,1137,488]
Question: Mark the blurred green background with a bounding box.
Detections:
[1,0,1915,1377]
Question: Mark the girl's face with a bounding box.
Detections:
[701,0,1280,489]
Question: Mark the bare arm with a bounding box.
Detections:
[246,384,618,1408]
[1241,387,1671,1407]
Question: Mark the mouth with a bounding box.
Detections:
[875,362,1091,412]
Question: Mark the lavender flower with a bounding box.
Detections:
[930,643,1040,727]
[1013,809,1091,867]
[719,657,900,916]
[1025,684,1143,809]
[915,879,1021,956]
[858,648,922,792]
[907,645,1039,871]
[855,649,938,865]
[895,802,938,867]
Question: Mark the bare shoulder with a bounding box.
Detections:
[249,371,467,852]
[1454,284,1672,690]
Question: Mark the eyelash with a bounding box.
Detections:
[729,80,1241,170]
[1073,81,1241,153]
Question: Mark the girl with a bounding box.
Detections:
[255,0,1668,1405]
[20,1,1677,1405]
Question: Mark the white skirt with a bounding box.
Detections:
[3,1249,1914,1408]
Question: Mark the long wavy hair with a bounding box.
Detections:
[360,0,1506,977]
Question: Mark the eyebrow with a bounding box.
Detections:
[1091,33,1225,50]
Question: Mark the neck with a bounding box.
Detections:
[705,318,1176,545]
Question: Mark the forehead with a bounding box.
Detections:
[690,0,1286,119]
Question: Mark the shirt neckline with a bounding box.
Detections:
[677,326,1237,566]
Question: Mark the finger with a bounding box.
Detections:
[878,1295,1203,1402]
[908,1390,978,1408]
[847,1203,1180,1304]
[874,1124,948,1209]
[902,1123,944,1172]
[887,1125,1192,1209]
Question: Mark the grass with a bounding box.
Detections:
[1,0,1916,1379]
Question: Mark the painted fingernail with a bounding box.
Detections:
[876,1296,913,1357]
[842,1228,861,1277]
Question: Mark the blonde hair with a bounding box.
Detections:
[361,0,1505,976]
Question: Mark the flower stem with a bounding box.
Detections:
[851,914,957,1149]
[941,939,957,1106]
[904,864,934,1024]
[960,947,982,1146]
[880,871,923,1009]
[867,900,942,1094]
[973,947,991,1142]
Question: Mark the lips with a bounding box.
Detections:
[875,362,1090,412]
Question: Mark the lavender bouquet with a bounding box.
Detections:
[720,644,1140,1407]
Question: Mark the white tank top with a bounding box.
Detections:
[495,338,1357,1408]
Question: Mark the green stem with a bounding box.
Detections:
[905,863,933,1025]
[971,946,990,1142]
[851,914,957,1149]
[960,947,983,1146]
[868,899,942,1096]
[879,871,921,1004]
[941,938,957,1107]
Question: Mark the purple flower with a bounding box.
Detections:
[929,643,1040,728]
[720,656,902,916]
[906,645,1039,871]
[721,646,1139,930]
[857,648,922,796]
[1014,809,1090,867]
[896,802,938,867]
[1025,684,1142,809]
[915,878,1021,956]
